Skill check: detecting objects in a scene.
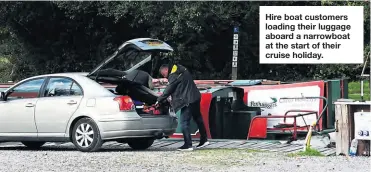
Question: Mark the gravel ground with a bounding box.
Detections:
[0,145,369,172]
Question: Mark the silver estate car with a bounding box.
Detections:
[0,38,178,152]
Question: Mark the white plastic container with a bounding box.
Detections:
[349,139,358,156]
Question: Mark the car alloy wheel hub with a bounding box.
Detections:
[75,123,94,148]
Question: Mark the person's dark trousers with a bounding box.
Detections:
[180,98,208,147]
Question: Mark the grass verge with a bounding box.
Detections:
[348,81,370,100]
[184,148,267,167]
[287,147,324,157]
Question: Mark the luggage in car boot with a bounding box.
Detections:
[143,105,162,115]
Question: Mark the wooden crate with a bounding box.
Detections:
[334,101,371,156]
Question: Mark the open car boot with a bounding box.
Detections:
[115,75,171,115]
[87,38,174,116]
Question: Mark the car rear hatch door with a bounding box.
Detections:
[87,38,173,82]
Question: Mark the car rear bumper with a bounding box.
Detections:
[98,115,178,140]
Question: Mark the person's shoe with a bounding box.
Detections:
[177,145,194,151]
[196,140,209,149]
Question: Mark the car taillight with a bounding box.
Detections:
[114,96,135,111]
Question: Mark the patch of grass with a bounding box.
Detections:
[348,81,370,100]
[183,148,267,167]
[349,94,370,101]
[349,81,369,94]
[287,147,324,157]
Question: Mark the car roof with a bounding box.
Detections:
[14,72,114,97]
[27,72,89,79]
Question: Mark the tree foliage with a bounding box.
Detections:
[0,1,369,82]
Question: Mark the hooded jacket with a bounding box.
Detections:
[157,64,201,112]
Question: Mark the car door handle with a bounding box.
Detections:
[25,103,34,107]
[67,100,77,105]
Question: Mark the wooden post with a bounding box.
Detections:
[335,104,350,155]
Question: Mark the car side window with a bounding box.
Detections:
[70,82,83,96]
[7,78,45,100]
[44,77,83,97]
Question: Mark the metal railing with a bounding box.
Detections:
[359,51,370,101]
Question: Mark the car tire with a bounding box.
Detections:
[127,138,154,150]
[71,117,103,152]
[22,141,45,149]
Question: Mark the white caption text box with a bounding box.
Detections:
[259,6,364,64]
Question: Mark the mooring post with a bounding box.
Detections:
[232,26,239,80]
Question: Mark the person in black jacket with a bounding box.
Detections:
[156,64,209,151]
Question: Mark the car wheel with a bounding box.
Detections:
[128,138,154,150]
[71,117,103,152]
[22,141,45,149]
